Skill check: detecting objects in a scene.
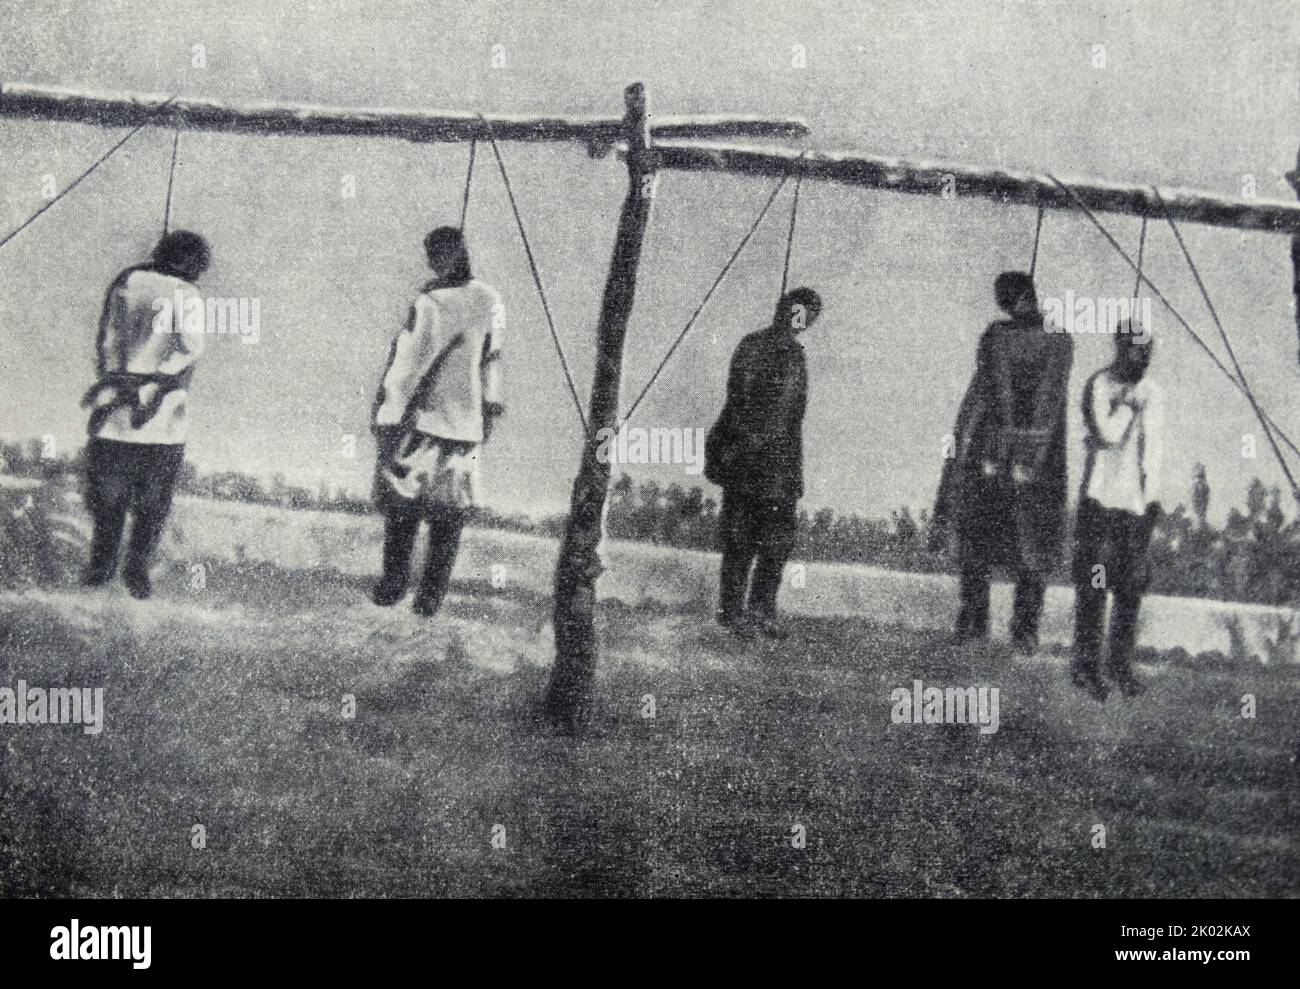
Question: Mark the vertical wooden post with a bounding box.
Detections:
[1287,147,1300,365]
[546,83,655,732]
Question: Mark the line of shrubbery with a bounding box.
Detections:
[603,470,1300,608]
[3,439,1297,607]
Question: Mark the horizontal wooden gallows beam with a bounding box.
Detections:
[0,81,808,147]
[650,139,1300,235]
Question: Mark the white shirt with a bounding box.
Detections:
[1081,366,1164,514]
[373,279,503,442]
[91,269,206,445]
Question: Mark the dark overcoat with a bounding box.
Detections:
[707,328,808,501]
[934,315,1073,576]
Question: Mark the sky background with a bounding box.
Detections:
[1,0,1297,521]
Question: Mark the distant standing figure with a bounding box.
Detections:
[1071,324,1163,700]
[370,227,504,617]
[932,271,1073,652]
[706,287,822,639]
[81,231,211,599]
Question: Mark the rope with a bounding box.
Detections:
[779,152,808,300]
[163,126,181,236]
[1132,214,1147,299]
[620,167,795,428]
[0,98,176,253]
[1047,173,1300,463]
[1028,204,1045,277]
[477,115,589,436]
[458,137,476,231]
[1153,188,1300,498]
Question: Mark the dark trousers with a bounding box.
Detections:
[954,471,1050,643]
[379,501,465,611]
[84,438,185,581]
[718,491,797,620]
[1073,498,1155,676]
[956,563,1045,643]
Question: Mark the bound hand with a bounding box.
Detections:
[483,403,505,443]
[1112,387,1142,413]
[927,523,949,553]
[373,425,404,471]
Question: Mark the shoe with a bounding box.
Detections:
[949,623,989,647]
[412,595,442,618]
[749,612,790,641]
[81,567,112,588]
[1110,670,1146,698]
[122,570,152,600]
[1070,665,1109,702]
[1011,633,1039,656]
[715,611,755,640]
[371,580,406,607]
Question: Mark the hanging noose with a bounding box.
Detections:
[459,137,477,231]
[162,126,181,236]
[1028,204,1045,277]
[779,151,808,301]
[1132,214,1148,298]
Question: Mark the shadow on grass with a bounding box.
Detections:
[1,559,1297,897]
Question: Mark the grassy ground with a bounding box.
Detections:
[1,529,1297,898]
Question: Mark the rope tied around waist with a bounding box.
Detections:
[81,370,192,436]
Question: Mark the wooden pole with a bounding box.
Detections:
[546,82,655,733]
[0,81,805,148]
[1287,147,1300,364]
[649,140,1300,236]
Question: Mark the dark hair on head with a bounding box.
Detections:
[994,271,1037,315]
[151,230,210,280]
[424,226,472,286]
[1116,318,1154,350]
[775,286,822,331]
[1114,319,1155,380]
